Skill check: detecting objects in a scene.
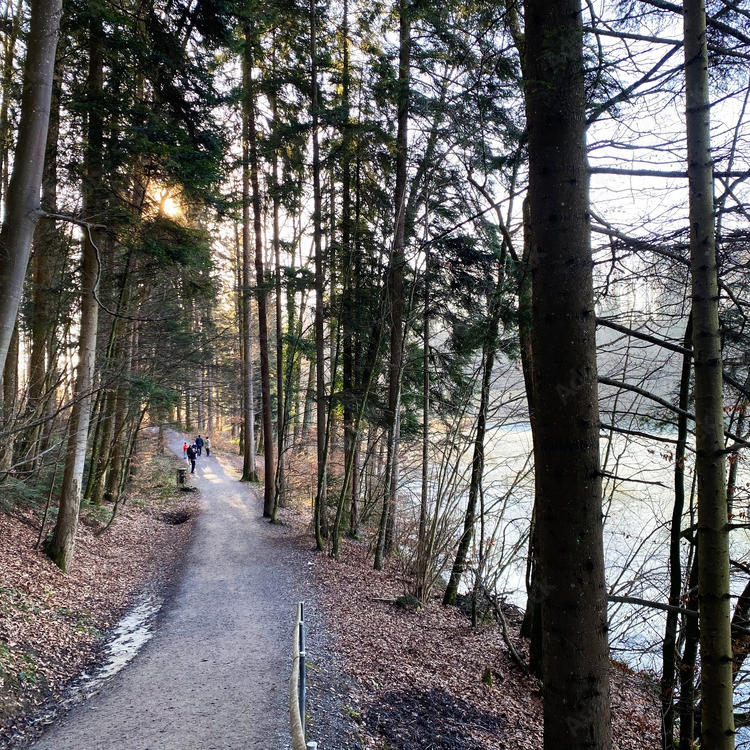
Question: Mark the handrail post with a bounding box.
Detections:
[290,601,310,750]
[299,602,306,735]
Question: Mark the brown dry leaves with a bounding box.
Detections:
[0,443,196,740]
[312,539,661,750]
[0,432,663,750]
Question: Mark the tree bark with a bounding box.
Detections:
[86,386,116,506]
[661,315,693,750]
[518,197,543,677]
[415,244,429,599]
[680,557,701,747]
[240,42,258,484]
[1,323,18,472]
[244,40,274,517]
[23,40,64,471]
[46,9,102,572]
[443,285,501,606]
[375,0,410,571]
[684,0,735,744]
[272,73,286,518]
[0,0,23,206]
[524,0,611,745]
[0,0,62,376]
[311,0,327,549]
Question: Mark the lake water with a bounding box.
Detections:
[398,412,750,738]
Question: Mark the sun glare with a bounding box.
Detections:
[160,195,181,218]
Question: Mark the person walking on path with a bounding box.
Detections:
[183,441,188,457]
[195,435,204,456]
[186,443,197,473]
[204,436,211,457]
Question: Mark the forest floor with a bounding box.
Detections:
[252,447,662,749]
[0,432,662,749]
[308,537,662,749]
[0,439,198,747]
[277,448,663,749]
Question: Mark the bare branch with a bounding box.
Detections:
[601,422,692,448]
[597,317,692,355]
[639,0,750,46]
[591,166,750,179]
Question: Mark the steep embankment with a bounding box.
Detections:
[0,440,197,748]
[310,539,661,750]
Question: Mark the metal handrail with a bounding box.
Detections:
[290,602,316,750]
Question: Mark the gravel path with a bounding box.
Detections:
[29,432,345,750]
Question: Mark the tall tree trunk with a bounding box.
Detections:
[0,0,62,375]
[185,388,193,431]
[240,41,258,484]
[726,399,746,516]
[105,371,131,505]
[196,360,205,431]
[684,0,734,744]
[680,557,701,747]
[286,241,302,450]
[207,359,215,435]
[334,0,355,552]
[414,245,429,598]
[311,0,327,549]
[518,197,543,677]
[7,2,55,471]
[0,0,23,206]
[661,316,693,750]
[443,286,501,606]
[524,0,611,746]
[349,112,365,540]
[1,322,18,472]
[731,576,750,680]
[375,0,410,571]
[245,41,274,518]
[85,273,130,505]
[86,387,116,505]
[272,118,285,515]
[301,353,314,445]
[23,40,64,470]
[47,10,103,572]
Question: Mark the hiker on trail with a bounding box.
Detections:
[204,437,211,457]
[195,435,204,456]
[186,444,197,473]
[183,442,188,457]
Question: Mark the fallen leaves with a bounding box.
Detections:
[310,538,661,750]
[0,434,663,750]
[0,441,196,747]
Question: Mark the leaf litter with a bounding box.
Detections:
[0,441,197,749]
[308,537,661,750]
[0,435,662,750]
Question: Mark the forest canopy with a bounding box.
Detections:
[1,0,750,747]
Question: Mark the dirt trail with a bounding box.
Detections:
[31,432,307,750]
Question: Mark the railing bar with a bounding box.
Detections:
[290,601,307,750]
[299,618,306,735]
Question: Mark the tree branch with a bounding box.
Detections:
[597,317,692,355]
[600,422,692,448]
[639,0,750,46]
[591,166,750,179]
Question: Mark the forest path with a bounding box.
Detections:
[31,431,304,750]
